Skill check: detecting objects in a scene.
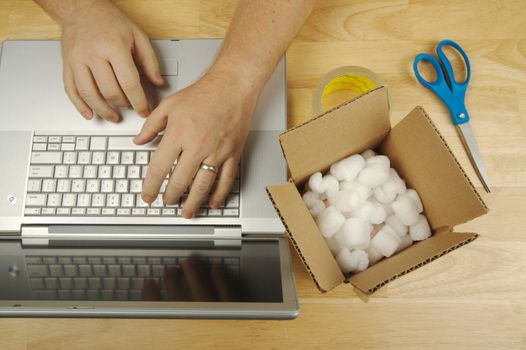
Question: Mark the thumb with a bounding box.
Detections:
[133,31,165,86]
[134,105,168,144]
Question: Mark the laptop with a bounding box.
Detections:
[0,39,298,319]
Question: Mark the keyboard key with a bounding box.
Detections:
[108,265,121,276]
[128,166,140,179]
[117,277,130,289]
[122,265,135,277]
[30,278,44,289]
[47,193,62,207]
[130,180,142,193]
[151,195,164,208]
[86,290,100,300]
[63,136,76,143]
[56,208,71,215]
[102,257,116,264]
[92,152,106,164]
[147,208,161,216]
[63,152,77,164]
[108,136,158,150]
[58,257,72,264]
[28,265,48,277]
[162,208,176,216]
[71,179,86,192]
[29,166,53,178]
[45,277,59,289]
[49,136,61,143]
[61,143,75,151]
[24,208,40,215]
[115,290,128,300]
[101,289,114,300]
[26,194,46,206]
[86,179,100,193]
[131,278,144,289]
[208,208,222,216]
[32,143,46,151]
[223,208,239,217]
[226,194,239,208]
[117,208,131,216]
[122,194,134,207]
[78,265,92,276]
[92,194,105,207]
[27,179,42,192]
[72,208,86,215]
[57,179,71,192]
[87,257,101,264]
[58,290,72,300]
[196,208,208,217]
[87,208,101,215]
[88,277,102,289]
[49,265,64,276]
[132,208,146,216]
[64,265,78,276]
[33,136,48,143]
[76,136,89,150]
[118,257,132,264]
[74,277,87,289]
[132,257,146,264]
[137,265,150,277]
[31,152,62,164]
[99,165,112,178]
[90,136,107,150]
[83,165,97,178]
[129,290,143,301]
[152,265,164,277]
[107,194,120,207]
[101,180,114,193]
[107,152,120,164]
[42,179,57,192]
[69,165,82,178]
[72,257,87,264]
[34,290,57,300]
[62,193,77,207]
[41,208,56,215]
[136,152,149,165]
[115,179,129,193]
[78,151,91,164]
[48,144,60,151]
[59,277,73,289]
[72,290,86,300]
[113,166,126,178]
[121,152,134,164]
[93,265,107,276]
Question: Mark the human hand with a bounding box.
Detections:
[134,70,258,218]
[60,0,164,122]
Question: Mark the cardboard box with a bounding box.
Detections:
[267,86,488,294]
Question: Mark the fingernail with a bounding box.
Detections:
[142,194,154,203]
[210,201,219,209]
[81,111,92,119]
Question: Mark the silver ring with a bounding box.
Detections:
[200,163,218,174]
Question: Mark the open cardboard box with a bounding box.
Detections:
[267,86,488,294]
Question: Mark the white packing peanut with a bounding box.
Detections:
[366,155,390,170]
[340,180,361,191]
[371,224,401,257]
[365,245,384,266]
[373,185,397,204]
[361,149,376,160]
[309,201,326,217]
[357,165,390,188]
[382,168,407,195]
[335,249,369,274]
[409,214,431,241]
[334,217,372,250]
[405,188,424,213]
[330,154,365,181]
[351,200,375,222]
[308,172,324,193]
[325,235,342,256]
[323,174,340,198]
[302,191,321,208]
[385,214,408,237]
[396,233,413,253]
[369,200,387,225]
[316,206,346,238]
[392,195,420,226]
[382,202,394,216]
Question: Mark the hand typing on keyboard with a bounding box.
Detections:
[36,0,164,121]
[134,70,257,218]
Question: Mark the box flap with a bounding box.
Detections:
[349,231,478,294]
[380,107,488,230]
[266,182,345,292]
[280,87,391,185]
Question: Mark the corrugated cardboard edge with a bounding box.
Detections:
[350,231,479,294]
[403,106,488,215]
[266,183,345,292]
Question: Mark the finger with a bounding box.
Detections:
[110,52,150,117]
[163,151,204,208]
[181,256,216,302]
[90,60,129,108]
[142,278,161,301]
[63,65,92,120]
[209,157,239,208]
[133,31,164,86]
[142,134,181,204]
[181,158,219,218]
[134,104,168,145]
[73,65,119,122]
[164,266,188,301]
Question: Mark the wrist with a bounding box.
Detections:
[36,0,110,26]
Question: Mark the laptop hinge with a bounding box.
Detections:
[21,225,242,246]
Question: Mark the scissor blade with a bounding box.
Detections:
[456,123,491,193]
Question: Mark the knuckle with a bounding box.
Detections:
[169,178,188,193]
[120,78,140,92]
[147,163,168,178]
[191,180,211,195]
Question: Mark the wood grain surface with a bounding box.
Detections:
[1,1,525,349]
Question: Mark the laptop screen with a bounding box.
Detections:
[0,239,284,303]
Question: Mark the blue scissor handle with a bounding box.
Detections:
[413,39,471,125]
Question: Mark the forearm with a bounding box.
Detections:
[209,0,314,93]
[34,0,112,25]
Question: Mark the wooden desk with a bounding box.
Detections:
[1,1,525,348]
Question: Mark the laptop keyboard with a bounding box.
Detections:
[25,135,240,217]
[26,255,240,301]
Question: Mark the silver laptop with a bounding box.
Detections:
[0,39,298,319]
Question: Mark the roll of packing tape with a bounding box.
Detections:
[313,66,385,114]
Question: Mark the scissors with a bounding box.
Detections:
[413,39,491,193]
